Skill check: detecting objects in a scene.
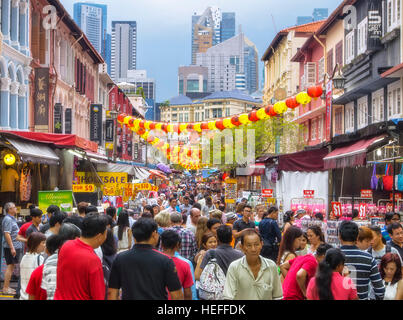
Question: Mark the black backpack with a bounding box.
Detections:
[368,244,392,265]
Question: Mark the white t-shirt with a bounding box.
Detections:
[20,253,44,300]
[370,245,403,265]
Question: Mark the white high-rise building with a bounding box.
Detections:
[111,21,137,82]
[196,33,258,94]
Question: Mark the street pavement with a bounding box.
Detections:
[0,281,18,300]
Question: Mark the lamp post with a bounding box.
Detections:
[109,109,118,162]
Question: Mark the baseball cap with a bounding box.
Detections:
[225,212,237,220]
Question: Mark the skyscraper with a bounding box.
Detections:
[196,33,258,94]
[111,21,137,82]
[297,8,329,25]
[191,7,235,64]
[73,3,107,59]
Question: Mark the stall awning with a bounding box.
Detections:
[6,137,60,165]
[85,151,108,164]
[0,131,98,153]
[278,148,329,172]
[324,134,388,169]
[237,163,266,176]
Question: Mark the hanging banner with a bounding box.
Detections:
[54,103,63,134]
[65,108,72,134]
[325,80,333,142]
[360,189,373,199]
[368,0,383,51]
[34,68,50,128]
[75,172,128,185]
[90,104,103,145]
[225,179,237,204]
[105,119,114,141]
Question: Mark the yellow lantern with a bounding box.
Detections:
[151,138,160,145]
[296,92,312,105]
[208,121,217,130]
[256,108,269,120]
[144,121,152,130]
[4,153,16,166]
[123,116,132,125]
[166,124,174,132]
[223,118,235,129]
[179,123,188,133]
[141,131,150,140]
[273,101,288,114]
[194,123,202,133]
[155,123,163,131]
[238,113,250,125]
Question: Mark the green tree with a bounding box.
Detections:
[136,87,145,99]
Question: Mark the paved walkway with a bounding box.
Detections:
[0,281,18,300]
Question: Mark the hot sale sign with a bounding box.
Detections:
[303,190,315,198]
[331,202,342,217]
[262,189,273,198]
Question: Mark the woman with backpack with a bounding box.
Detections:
[277,226,303,282]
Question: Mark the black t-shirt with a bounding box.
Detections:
[233,219,255,245]
[108,244,182,300]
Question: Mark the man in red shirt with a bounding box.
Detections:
[280,243,332,300]
[160,230,194,300]
[54,213,108,300]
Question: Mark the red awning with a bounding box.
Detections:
[237,163,266,176]
[324,134,388,169]
[278,148,329,172]
[0,131,98,153]
[149,169,169,181]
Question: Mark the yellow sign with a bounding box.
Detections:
[133,183,159,192]
[76,172,128,185]
[225,179,237,204]
[72,184,95,193]
[105,142,114,150]
[4,153,16,166]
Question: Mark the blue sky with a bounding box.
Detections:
[61,0,341,102]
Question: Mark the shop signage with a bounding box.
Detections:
[262,189,273,198]
[132,183,159,192]
[90,104,103,145]
[105,142,114,150]
[359,203,367,219]
[72,184,95,193]
[38,191,74,213]
[34,68,50,127]
[225,179,237,204]
[303,190,315,199]
[54,103,63,134]
[331,202,342,217]
[368,0,383,51]
[360,189,373,199]
[390,193,402,201]
[386,203,393,212]
[65,108,72,134]
[105,119,114,141]
[325,80,333,142]
[76,172,128,185]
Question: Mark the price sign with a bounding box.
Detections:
[386,202,393,212]
[303,190,315,199]
[72,184,95,193]
[359,203,367,219]
[262,189,273,198]
[331,202,342,217]
[390,193,402,201]
[360,189,373,199]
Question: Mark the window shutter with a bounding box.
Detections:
[305,62,317,87]
[327,49,334,75]
[335,41,343,66]
[31,14,40,60]
[39,20,46,64]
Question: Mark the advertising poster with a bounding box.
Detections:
[38,190,74,213]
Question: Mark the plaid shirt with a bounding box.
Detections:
[168,226,197,261]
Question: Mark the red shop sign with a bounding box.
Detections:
[359,203,367,219]
[360,189,373,199]
[331,202,342,217]
[303,190,315,198]
[262,189,273,198]
[390,193,402,201]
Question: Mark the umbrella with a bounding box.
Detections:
[157,163,172,174]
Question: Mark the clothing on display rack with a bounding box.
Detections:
[20,166,32,202]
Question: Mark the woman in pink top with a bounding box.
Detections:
[307,248,358,300]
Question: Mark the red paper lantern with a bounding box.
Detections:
[139,120,145,128]
[137,128,146,135]
[307,85,323,99]
[285,97,300,109]
[117,113,127,123]
[201,122,209,130]
[149,122,156,130]
[187,150,192,157]
[265,105,277,117]
[231,115,241,126]
[161,124,168,132]
[128,118,135,127]
[146,135,155,143]
[248,110,259,122]
[187,123,194,131]
[215,119,225,130]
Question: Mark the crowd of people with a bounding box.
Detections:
[0,181,403,300]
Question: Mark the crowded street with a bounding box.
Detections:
[1,0,403,306]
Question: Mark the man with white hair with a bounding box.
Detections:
[186,208,201,235]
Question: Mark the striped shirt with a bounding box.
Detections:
[340,245,385,300]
